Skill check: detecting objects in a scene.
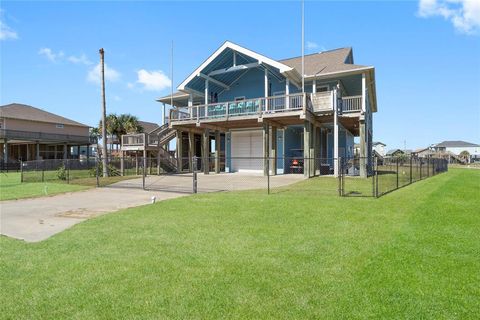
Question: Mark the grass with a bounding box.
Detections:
[0,172,141,201]
[0,172,90,201]
[1,168,479,318]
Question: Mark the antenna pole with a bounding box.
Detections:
[99,48,108,177]
[301,0,305,93]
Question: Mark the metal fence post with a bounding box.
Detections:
[267,156,270,194]
[338,157,342,196]
[409,156,413,184]
[372,156,376,197]
[20,160,23,183]
[396,158,399,189]
[193,156,198,194]
[375,160,379,197]
[66,159,70,184]
[142,157,146,190]
[96,157,100,187]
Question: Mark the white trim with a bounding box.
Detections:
[273,91,285,96]
[305,66,374,79]
[178,41,294,91]
[208,62,260,77]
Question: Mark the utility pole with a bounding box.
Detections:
[99,48,108,177]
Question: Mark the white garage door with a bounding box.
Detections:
[231,130,263,173]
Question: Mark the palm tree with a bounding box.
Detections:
[98,113,143,154]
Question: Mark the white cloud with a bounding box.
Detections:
[87,63,121,84]
[135,69,171,91]
[0,20,17,40]
[38,48,64,62]
[68,54,93,65]
[418,0,480,34]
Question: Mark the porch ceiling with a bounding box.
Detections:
[183,48,285,95]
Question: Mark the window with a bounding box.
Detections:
[56,124,64,128]
[317,85,329,92]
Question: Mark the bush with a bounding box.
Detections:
[57,164,67,180]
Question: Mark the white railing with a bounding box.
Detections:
[121,133,144,147]
[170,93,309,123]
[341,95,362,113]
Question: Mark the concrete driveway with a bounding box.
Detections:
[0,173,303,242]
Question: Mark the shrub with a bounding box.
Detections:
[57,164,67,180]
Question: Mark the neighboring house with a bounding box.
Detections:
[386,149,405,157]
[432,140,480,162]
[411,147,432,158]
[372,141,386,157]
[148,41,377,177]
[0,103,94,163]
[109,120,160,152]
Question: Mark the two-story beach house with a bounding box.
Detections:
[124,41,377,177]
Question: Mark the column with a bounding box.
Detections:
[264,67,268,111]
[285,78,290,109]
[36,142,40,160]
[176,130,183,172]
[54,145,57,159]
[215,130,221,174]
[63,143,68,159]
[303,121,310,178]
[359,118,367,178]
[202,129,210,174]
[26,144,30,161]
[271,126,277,175]
[263,123,269,176]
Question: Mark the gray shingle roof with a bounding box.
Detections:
[279,47,369,76]
[434,140,480,148]
[0,103,89,127]
[138,120,160,134]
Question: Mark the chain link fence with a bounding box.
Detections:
[340,156,448,197]
[18,155,448,197]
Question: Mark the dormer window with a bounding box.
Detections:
[56,124,64,128]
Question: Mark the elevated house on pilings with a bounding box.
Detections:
[126,41,378,177]
[0,103,94,165]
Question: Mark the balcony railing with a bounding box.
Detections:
[0,129,95,144]
[170,93,310,123]
[341,95,362,113]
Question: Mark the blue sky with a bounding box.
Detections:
[1,0,479,150]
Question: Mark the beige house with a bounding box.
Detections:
[0,103,93,163]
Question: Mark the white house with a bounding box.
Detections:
[433,141,480,162]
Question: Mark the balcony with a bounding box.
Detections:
[170,93,310,123]
[169,92,362,125]
[0,129,95,144]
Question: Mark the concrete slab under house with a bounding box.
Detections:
[122,41,377,178]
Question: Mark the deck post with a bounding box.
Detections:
[215,130,221,174]
[176,130,183,173]
[63,143,68,160]
[202,129,210,174]
[271,126,277,175]
[311,124,317,176]
[333,87,339,177]
[285,79,290,109]
[36,142,40,160]
[304,120,311,178]
[359,118,367,178]
[264,67,268,111]
[188,131,194,172]
[263,123,270,176]
[54,144,57,159]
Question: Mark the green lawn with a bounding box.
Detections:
[0,172,90,201]
[1,168,479,318]
[0,172,141,201]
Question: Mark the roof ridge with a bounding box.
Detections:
[278,47,351,62]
